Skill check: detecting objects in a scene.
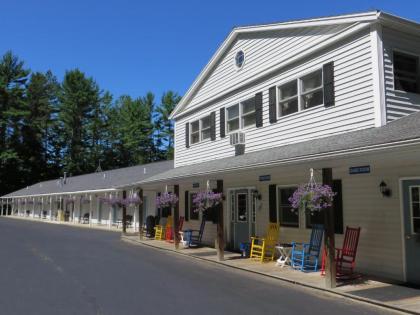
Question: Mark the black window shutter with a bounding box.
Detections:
[219,108,226,138]
[333,179,343,234]
[268,86,277,123]
[269,184,277,223]
[185,123,190,148]
[323,62,335,107]
[184,190,189,221]
[255,92,263,128]
[210,111,216,141]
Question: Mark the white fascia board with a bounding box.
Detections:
[234,11,378,32]
[174,21,370,119]
[378,12,420,34]
[170,12,380,119]
[1,188,120,199]
[137,138,420,185]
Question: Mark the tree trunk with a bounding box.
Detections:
[322,168,336,288]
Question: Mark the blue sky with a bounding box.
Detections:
[1,0,419,100]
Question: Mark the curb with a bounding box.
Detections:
[121,236,418,315]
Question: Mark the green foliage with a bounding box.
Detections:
[0,51,180,195]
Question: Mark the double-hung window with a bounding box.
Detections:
[279,81,298,116]
[278,186,299,227]
[278,69,323,117]
[393,51,419,94]
[301,70,323,109]
[226,97,255,132]
[190,115,211,144]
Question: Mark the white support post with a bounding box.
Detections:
[108,193,112,229]
[89,195,92,227]
[32,197,35,218]
[1,200,3,216]
[49,197,52,221]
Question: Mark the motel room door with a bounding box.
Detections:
[229,189,256,251]
[401,180,420,286]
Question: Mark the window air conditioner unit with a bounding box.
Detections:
[229,132,245,146]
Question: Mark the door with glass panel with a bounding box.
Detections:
[401,180,420,285]
[229,189,256,251]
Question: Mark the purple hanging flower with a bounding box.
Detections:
[124,194,142,207]
[289,183,336,214]
[192,191,223,212]
[156,192,178,209]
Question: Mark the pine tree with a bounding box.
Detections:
[155,91,181,160]
[58,69,100,175]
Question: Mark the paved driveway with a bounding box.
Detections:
[0,218,396,315]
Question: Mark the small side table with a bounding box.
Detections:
[275,244,293,267]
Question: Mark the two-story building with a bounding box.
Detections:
[2,11,420,286]
[128,11,420,285]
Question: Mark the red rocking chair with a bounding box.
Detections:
[322,226,361,279]
[166,216,184,242]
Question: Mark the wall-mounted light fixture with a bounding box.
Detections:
[379,181,391,197]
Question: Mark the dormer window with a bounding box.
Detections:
[393,51,419,94]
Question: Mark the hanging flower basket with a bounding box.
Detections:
[155,192,178,209]
[192,191,223,212]
[289,169,335,214]
[124,194,142,207]
[99,196,124,207]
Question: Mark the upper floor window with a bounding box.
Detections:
[394,51,419,94]
[190,115,211,145]
[226,97,255,133]
[278,69,323,118]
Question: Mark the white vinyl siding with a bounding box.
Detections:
[383,27,420,122]
[175,29,375,167]
[186,24,352,110]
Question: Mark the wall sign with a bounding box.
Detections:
[259,175,271,182]
[349,165,370,175]
[192,182,200,188]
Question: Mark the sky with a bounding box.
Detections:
[1,0,420,101]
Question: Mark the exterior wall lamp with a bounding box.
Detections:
[379,181,391,197]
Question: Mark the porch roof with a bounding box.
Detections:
[2,160,174,198]
[132,112,420,185]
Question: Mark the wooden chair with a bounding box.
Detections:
[322,226,361,279]
[250,223,280,262]
[155,215,172,241]
[180,218,206,248]
[81,213,89,224]
[291,224,324,272]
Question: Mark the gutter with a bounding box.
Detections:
[1,188,120,199]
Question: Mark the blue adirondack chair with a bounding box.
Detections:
[180,218,206,248]
[291,224,324,272]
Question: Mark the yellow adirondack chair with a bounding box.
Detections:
[154,225,164,240]
[155,215,172,240]
[250,223,280,262]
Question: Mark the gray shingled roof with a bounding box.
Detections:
[131,111,420,185]
[2,160,173,198]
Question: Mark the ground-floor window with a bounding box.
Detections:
[410,186,420,234]
[189,193,199,220]
[278,186,299,227]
